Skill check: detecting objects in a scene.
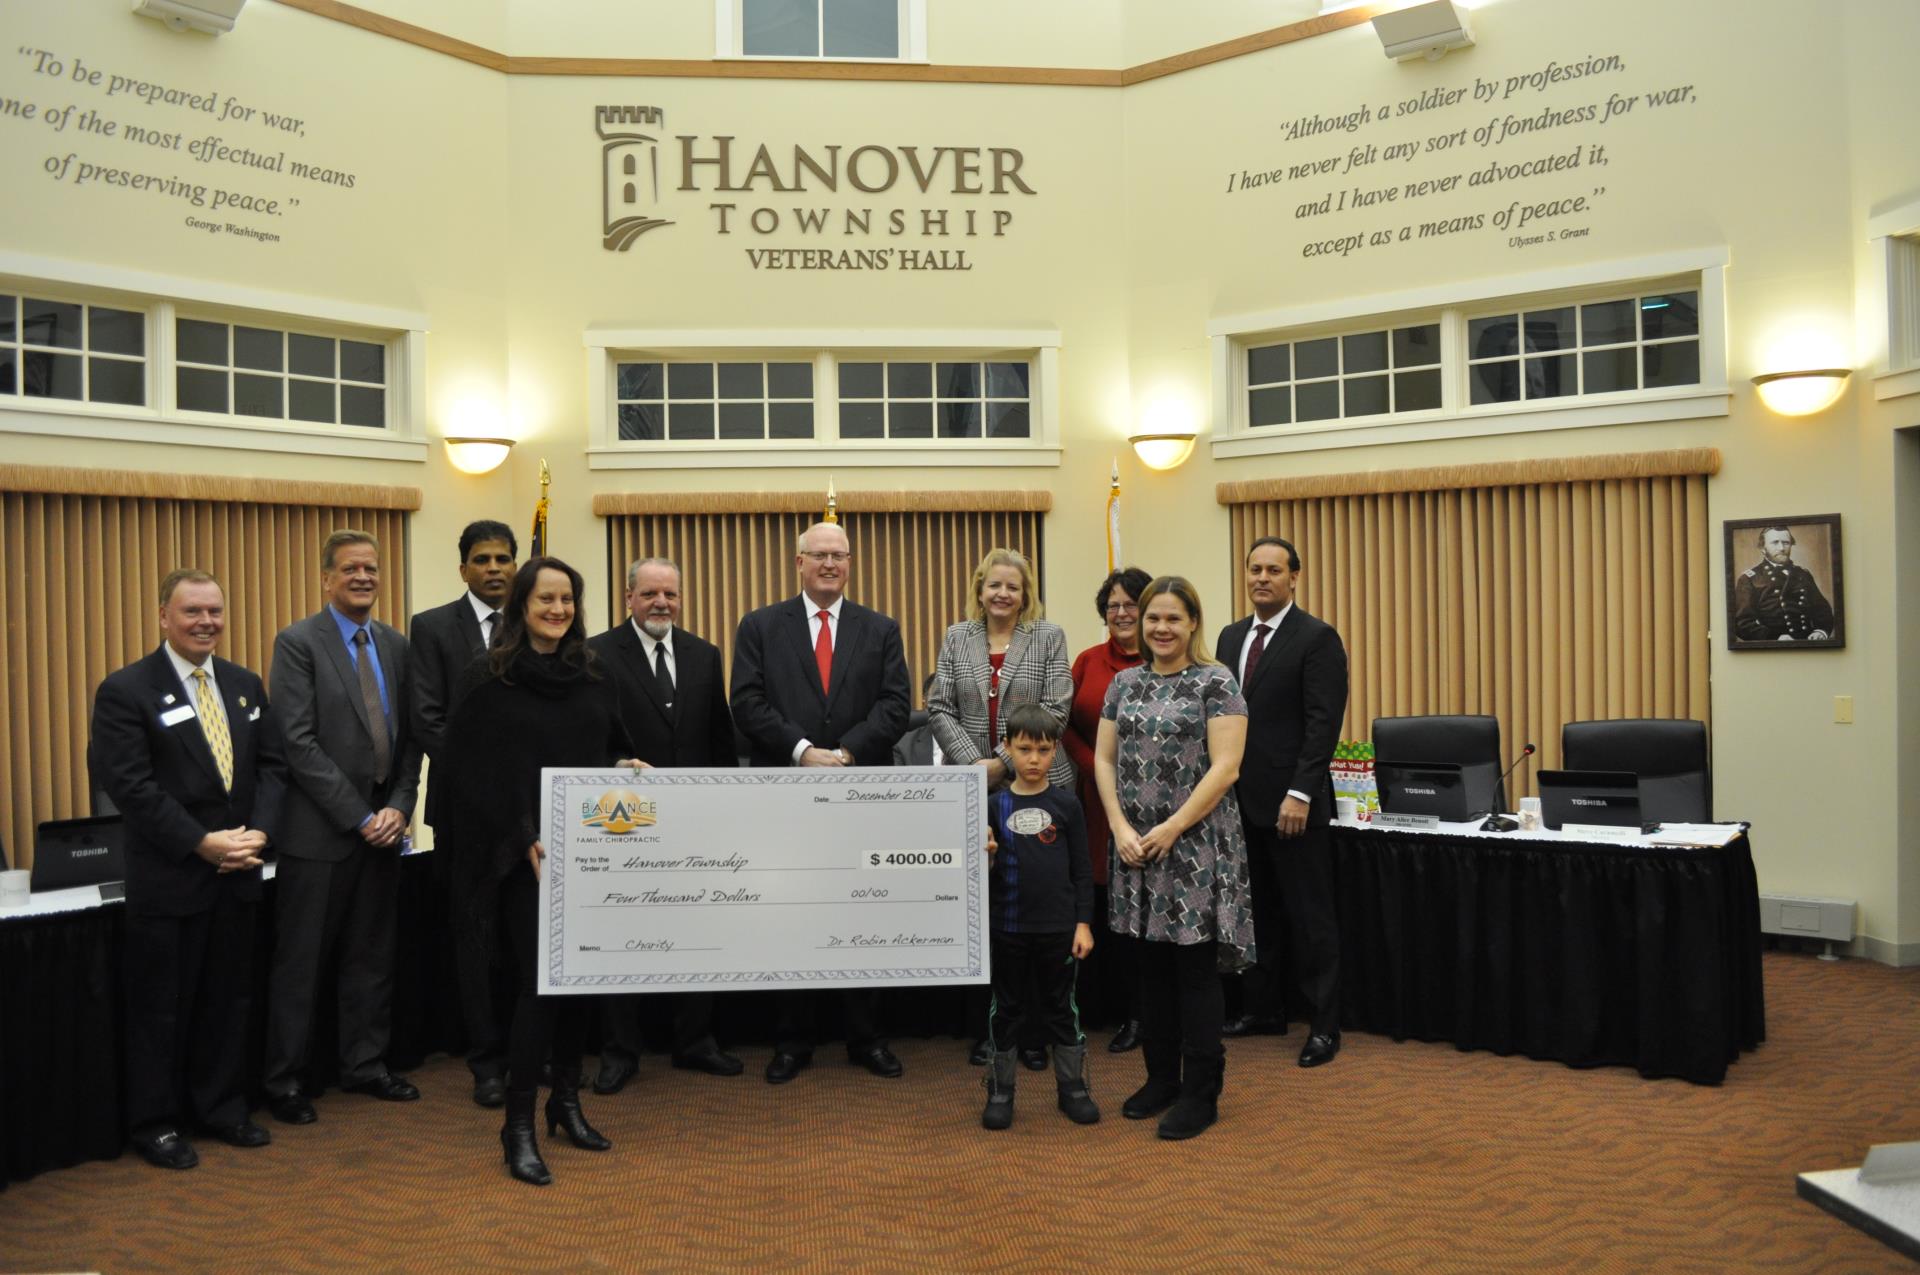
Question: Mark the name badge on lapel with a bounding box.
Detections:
[160,704,197,727]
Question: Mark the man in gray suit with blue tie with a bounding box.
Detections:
[263,529,424,1124]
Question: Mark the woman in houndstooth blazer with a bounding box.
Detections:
[927,548,1076,791]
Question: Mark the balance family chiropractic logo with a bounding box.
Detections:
[581,789,658,834]
[597,104,674,251]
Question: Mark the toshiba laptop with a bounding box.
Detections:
[31,815,126,895]
[1536,770,1654,833]
[1376,761,1473,821]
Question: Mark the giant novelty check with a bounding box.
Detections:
[537,767,988,993]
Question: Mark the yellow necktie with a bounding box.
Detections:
[192,668,234,792]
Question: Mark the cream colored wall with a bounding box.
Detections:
[4,0,1918,954]
[1118,0,1920,956]
[0,0,513,611]
[1120,0,1323,65]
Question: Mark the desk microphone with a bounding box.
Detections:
[1479,743,1537,832]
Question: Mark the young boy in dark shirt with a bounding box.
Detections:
[981,704,1097,1130]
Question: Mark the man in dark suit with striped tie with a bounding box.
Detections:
[1214,536,1349,1068]
[409,519,516,1107]
[263,530,424,1123]
[730,520,913,1084]
[588,555,744,1092]
[89,569,288,1169]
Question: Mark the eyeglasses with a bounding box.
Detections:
[1104,601,1139,615]
[803,551,851,564]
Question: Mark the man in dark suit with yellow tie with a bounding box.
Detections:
[731,520,912,1084]
[263,529,424,1123]
[588,555,744,1091]
[409,518,516,1107]
[89,569,287,1169]
[1214,536,1349,1068]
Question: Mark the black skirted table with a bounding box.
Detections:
[1330,822,1765,1084]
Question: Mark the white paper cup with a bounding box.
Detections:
[1335,797,1358,824]
[0,868,29,907]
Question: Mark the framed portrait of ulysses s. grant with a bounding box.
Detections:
[1723,514,1845,651]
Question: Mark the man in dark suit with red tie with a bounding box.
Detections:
[588,555,745,1092]
[89,569,287,1169]
[730,520,913,1084]
[1214,536,1349,1068]
[409,519,516,1107]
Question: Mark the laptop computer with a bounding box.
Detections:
[1536,770,1657,833]
[31,815,126,894]
[1377,760,1471,820]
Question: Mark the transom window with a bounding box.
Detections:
[837,360,1030,439]
[0,292,146,407]
[722,0,925,60]
[615,360,815,441]
[174,319,387,428]
[1247,324,1440,427]
[1467,290,1699,405]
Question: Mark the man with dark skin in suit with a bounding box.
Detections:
[410,519,517,1107]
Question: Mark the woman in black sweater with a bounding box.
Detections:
[442,556,638,1186]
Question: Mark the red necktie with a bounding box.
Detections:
[815,610,833,694]
[1243,622,1270,684]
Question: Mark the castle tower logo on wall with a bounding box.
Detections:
[598,105,673,251]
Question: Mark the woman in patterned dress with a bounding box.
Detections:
[1093,576,1252,1141]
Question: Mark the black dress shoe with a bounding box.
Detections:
[1107,1020,1143,1053]
[198,1119,272,1148]
[343,1073,421,1101]
[593,1053,638,1095]
[765,1051,810,1084]
[267,1090,317,1125]
[671,1046,745,1077]
[1019,1046,1048,1071]
[474,1075,508,1108]
[1298,1031,1341,1068]
[132,1129,199,1170]
[850,1045,904,1078]
[1223,1013,1286,1038]
[967,1039,991,1066]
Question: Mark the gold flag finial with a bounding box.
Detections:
[824,475,839,524]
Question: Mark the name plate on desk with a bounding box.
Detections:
[1562,822,1644,843]
[537,767,988,994]
[1373,812,1441,832]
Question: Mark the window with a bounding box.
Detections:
[1466,290,1699,405]
[0,254,428,460]
[836,360,1030,439]
[1868,199,1920,400]
[586,328,1060,469]
[175,319,388,428]
[1210,253,1730,456]
[1247,323,1440,427]
[0,292,146,407]
[616,359,815,441]
[720,0,925,61]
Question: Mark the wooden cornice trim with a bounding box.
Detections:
[269,0,1367,88]
[1215,448,1724,504]
[0,464,424,510]
[593,490,1053,516]
[1120,6,1385,86]
[269,0,508,71]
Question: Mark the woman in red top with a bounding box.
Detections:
[1064,566,1151,1052]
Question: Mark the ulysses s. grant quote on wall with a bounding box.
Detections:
[1222,52,1701,259]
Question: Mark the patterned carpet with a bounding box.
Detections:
[4,950,1918,1274]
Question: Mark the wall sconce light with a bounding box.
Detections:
[1128,433,1198,471]
[443,436,515,475]
[1751,369,1851,416]
[1373,0,1474,62]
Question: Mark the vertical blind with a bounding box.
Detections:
[1,467,417,869]
[597,492,1052,707]
[1219,450,1717,797]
